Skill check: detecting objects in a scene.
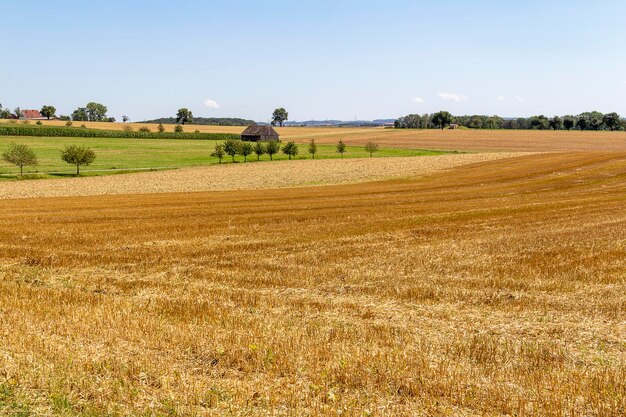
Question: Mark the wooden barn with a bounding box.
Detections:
[241,125,280,142]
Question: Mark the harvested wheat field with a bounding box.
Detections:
[0,153,526,199]
[0,152,624,416]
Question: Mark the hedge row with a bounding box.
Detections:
[0,125,241,141]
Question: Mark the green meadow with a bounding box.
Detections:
[0,136,451,180]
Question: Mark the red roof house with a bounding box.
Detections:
[20,110,45,120]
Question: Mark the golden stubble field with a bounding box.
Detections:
[15,119,626,152]
[0,152,624,416]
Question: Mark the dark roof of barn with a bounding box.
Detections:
[241,125,279,137]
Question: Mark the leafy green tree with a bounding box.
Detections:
[603,112,621,131]
[239,141,253,162]
[14,107,23,119]
[223,139,241,162]
[122,115,129,123]
[272,108,288,127]
[563,116,575,131]
[266,140,279,160]
[157,122,165,133]
[282,141,298,159]
[365,141,379,157]
[40,105,56,120]
[576,116,588,131]
[71,107,89,121]
[549,116,562,131]
[254,142,266,161]
[86,102,108,121]
[60,144,96,175]
[2,142,37,176]
[211,143,225,163]
[174,124,184,133]
[176,108,193,125]
[530,115,549,130]
[308,138,318,159]
[432,111,452,130]
[336,139,346,158]
[590,117,603,131]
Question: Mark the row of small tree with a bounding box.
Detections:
[1,143,96,176]
[395,111,624,131]
[210,139,379,163]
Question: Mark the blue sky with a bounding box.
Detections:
[2,0,626,121]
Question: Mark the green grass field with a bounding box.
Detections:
[0,136,451,180]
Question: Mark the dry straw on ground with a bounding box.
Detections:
[0,153,526,199]
[0,152,624,416]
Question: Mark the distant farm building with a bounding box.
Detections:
[449,123,459,129]
[20,110,48,120]
[241,125,280,142]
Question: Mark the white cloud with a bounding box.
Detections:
[514,96,525,102]
[621,80,626,85]
[203,99,220,108]
[410,96,425,103]
[496,96,506,102]
[437,93,468,103]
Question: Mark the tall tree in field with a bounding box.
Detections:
[282,141,298,160]
[548,116,562,131]
[603,112,621,131]
[122,115,129,123]
[60,144,96,175]
[176,108,193,125]
[254,141,266,161]
[563,116,575,131]
[14,107,23,119]
[40,105,56,120]
[432,111,452,130]
[2,142,37,176]
[336,139,346,158]
[365,141,379,157]
[308,138,318,159]
[85,102,108,121]
[266,140,279,160]
[272,108,288,127]
[576,116,588,131]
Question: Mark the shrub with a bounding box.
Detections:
[138,126,151,133]
[65,121,73,127]
[211,143,225,163]
[254,142,266,161]
[266,141,279,161]
[22,120,30,125]
[308,138,317,159]
[364,141,379,157]
[60,144,96,175]
[123,125,134,132]
[1,142,37,176]
[36,120,42,125]
[336,139,346,158]
[80,124,86,128]
[194,129,200,133]
[282,141,298,160]
[238,142,253,162]
[223,139,241,162]
[157,122,165,133]
[174,125,184,133]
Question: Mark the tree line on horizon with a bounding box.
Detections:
[395,111,624,131]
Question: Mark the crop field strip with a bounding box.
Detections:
[0,152,527,199]
[0,152,624,415]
